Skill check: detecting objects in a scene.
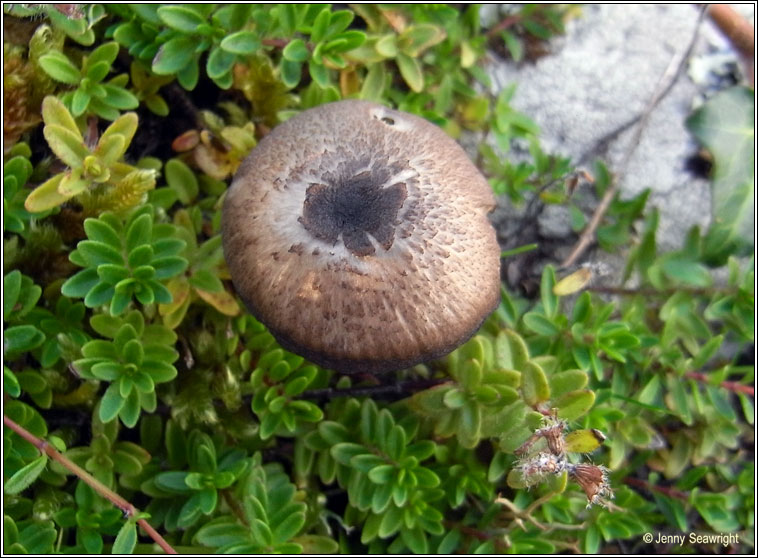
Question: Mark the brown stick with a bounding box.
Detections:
[486,15,522,38]
[708,4,754,58]
[708,4,754,86]
[3,415,177,555]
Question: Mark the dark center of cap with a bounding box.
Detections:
[299,164,408,257]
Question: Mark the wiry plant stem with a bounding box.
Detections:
[685,371,754,397]
[3,414,177,555]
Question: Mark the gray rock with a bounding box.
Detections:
[484,3,753,259]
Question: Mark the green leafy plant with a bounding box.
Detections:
[3,151,38,234]
[128,62,173,116]
[146,428,248,530]
[72,310,179,427]
[3,271,45,360]
[250,347,324,439]
[38,41,139,120]
[61,205,187,315]
[24,96,155,213]
[110,5,263,90]
[194,453,329,553]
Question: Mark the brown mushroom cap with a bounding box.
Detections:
[222,100,501,373]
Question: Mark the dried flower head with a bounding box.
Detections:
[567,463,613,508]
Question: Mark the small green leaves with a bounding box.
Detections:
[63,207,186,315]
[250,348,323,439]
[194,455,305,552]
[39,42,138,119]
[74,311,177,427]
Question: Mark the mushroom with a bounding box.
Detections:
[222,100,501,373]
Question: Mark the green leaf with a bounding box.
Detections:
[101,84,139,110]
[188,269,223,292]
[195,518,250,547]
[44,124,89,168]
[310,8,331,43]
[521,361,550,406]
[443,388,466,409]
[564,429,605,453]
[401,526,428,554]
[87,41,119,69]
[4,325,45,354]
[458,401,482,448]
[71,88,91,116]
[24,174,71,213]
[153,36,197,75]
[112,521,137,554]
[661,256,712,287]
[396,52,423,93]
[42,96,82,138]
[555,390,595,421]
[60,267,98,298]
[523,312,559,336]
[360,63,386,101]
[283,38,309,62]
[39,51,81,84]
[126,213,153,252]
[220,31,261,55]
[100,112,138,154]
[250,518,274,547]
[152,256,188,279]
[273,512,305,544]
[686,86,754,255]
[4,271,21,320]
[205,47,234,81]
[496,330,529,370]
[540,265,558,317]
[4,455,48,494]
[308,59,329,88]
[157,5,206,32]
[120,388,142,427]
[367,464,395,484]
[4,367,21,398]
[100,383,125,423]
[549,369,588,398]
[399,24,445,57]
[77,240,124,266]
[84,218,121,247]
[165,158,199,204]
[280,59,302,89]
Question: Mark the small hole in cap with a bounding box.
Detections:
[381,116,395,125]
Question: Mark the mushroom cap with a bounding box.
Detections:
[222,100,501,373]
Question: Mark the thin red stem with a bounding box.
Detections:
[623,476,688,501]
[3,414,177,554]
[685,371,754,397]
